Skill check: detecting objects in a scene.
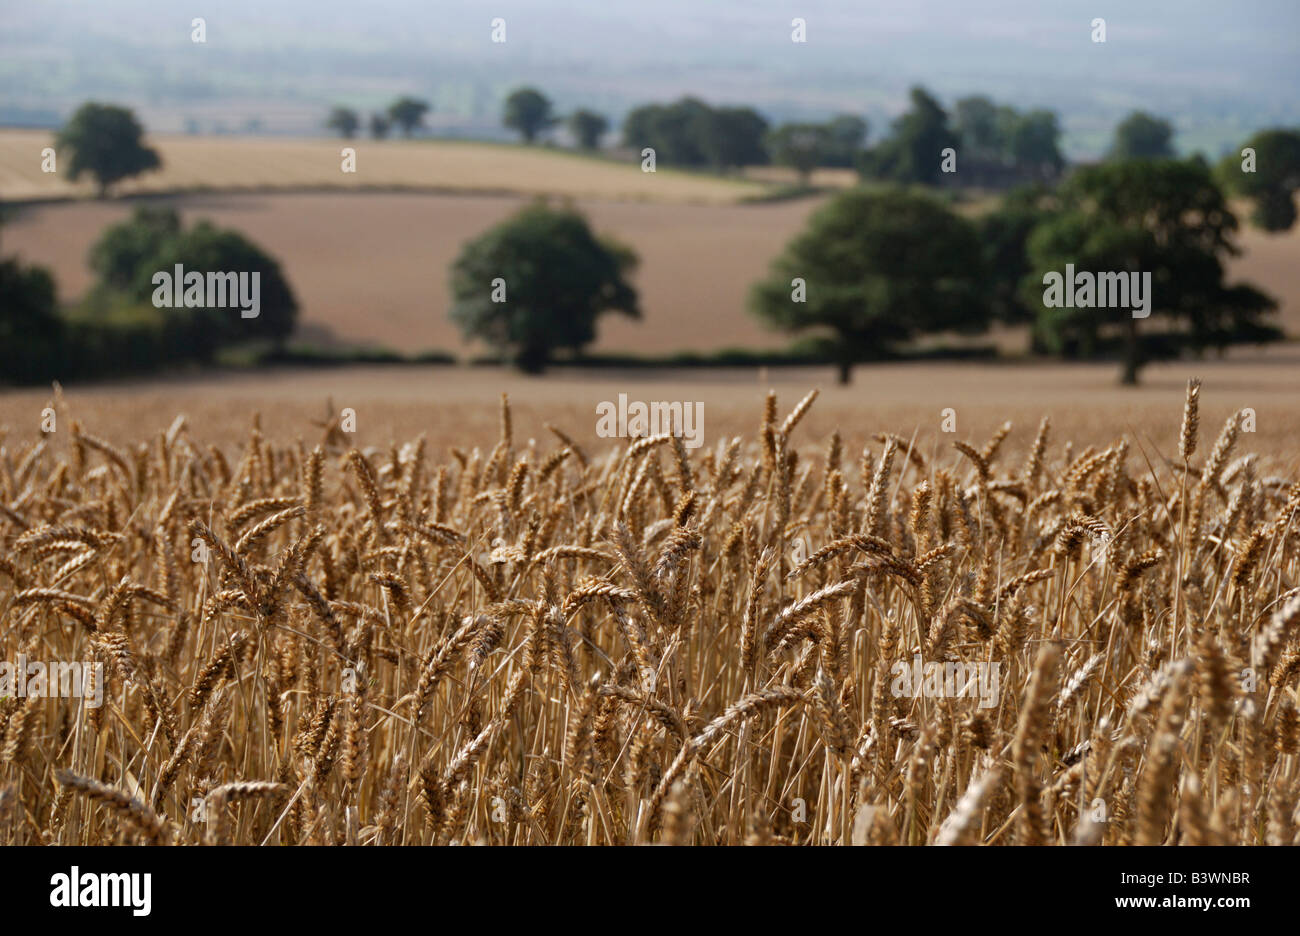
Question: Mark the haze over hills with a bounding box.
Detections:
[1,0,1296,158]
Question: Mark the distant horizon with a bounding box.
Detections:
[2,0,1297,159]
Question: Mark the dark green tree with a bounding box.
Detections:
[568,110,609,150]
[89,205,182,290]
[132,221,299,359]
[369,113,392,140]
[1216,128,1300,231]
[1007,110,1064,180]
[622,99,711,165]
[954,95,1002,159]
[750,188,988,384]
[449,203,639,372]
[1110,111,1175,160]
[326,106,360,139]
[1024,159,1278,384]
[858,87,958,186]
[978,185,1057,336]
[387,97,430,137]
[55,102,161,197]
[503,88,556,144]
[0,257,61,385]
[697,107,769,171]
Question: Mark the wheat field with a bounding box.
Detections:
[0,382,1297,846]
[0,130,763,205]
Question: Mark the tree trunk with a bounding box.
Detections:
[836,358,853,385]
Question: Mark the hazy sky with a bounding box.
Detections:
[2,0,1296,155]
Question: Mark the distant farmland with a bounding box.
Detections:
[4,187,1297,357]
[0,129,764,205]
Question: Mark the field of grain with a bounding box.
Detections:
[4,189,1298,355]
[0,129,763,205]
[1,379,1297,846]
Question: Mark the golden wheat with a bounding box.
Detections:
[0,386,1298,845]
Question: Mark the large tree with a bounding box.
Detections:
[1216,128,1300,231]
[503,88,555,144]
[449,203,639,372]
[750,188,988,384]
[1110,111,1175,160]
[55,102,161,197]
[568,110,608,150]
[858,87,958,186]
[89,205,182,290]
[387,97,430,138]
[0,257,61,385]
[326,106,360,139]
[121,220,299,359]
[1024,158,1278,384]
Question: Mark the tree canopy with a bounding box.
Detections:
[326,106,360,139]
[1024,158,1278,383]
[449,203,639,372]
[1110,111,1176,160]
[387,97,431,137]
[568,110,609,150]
[503,88,556,144]
[1216,128,1300,231]
[750,188,987,383]
[55,102,161,197]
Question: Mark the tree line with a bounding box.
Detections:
[2,100,1298,387]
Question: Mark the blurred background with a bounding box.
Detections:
[1,0,1298,456]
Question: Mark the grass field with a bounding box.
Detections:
[1,380,1297,845]
[0,129,765,205]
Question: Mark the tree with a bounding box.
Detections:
[858,87,958,186]
[697,107,769,171]
[89,205,182,290]
[326,106,360,139]
[1007,110,1064,180]
[977,186,1057,340]
[768,123,832,183]
[449,203,639,372]
[387,97,430,138]
[128,221,299,359]
[369,113,392,140]
[1216,128,1300,231]
[503,88,555,144]
[1111,111,1175,160]
[0,257,61,385]
[622,99,711,166]
[568,110,608,150]
[954,95,1002,160]
[1024,159,1278,384]
[750,188,988,384]
[55,102,161,197]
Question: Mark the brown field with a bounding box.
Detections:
[3,357,1300,467]
[0,129,763,205]
[1,380,1297,845]
[4,189,1298,355]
